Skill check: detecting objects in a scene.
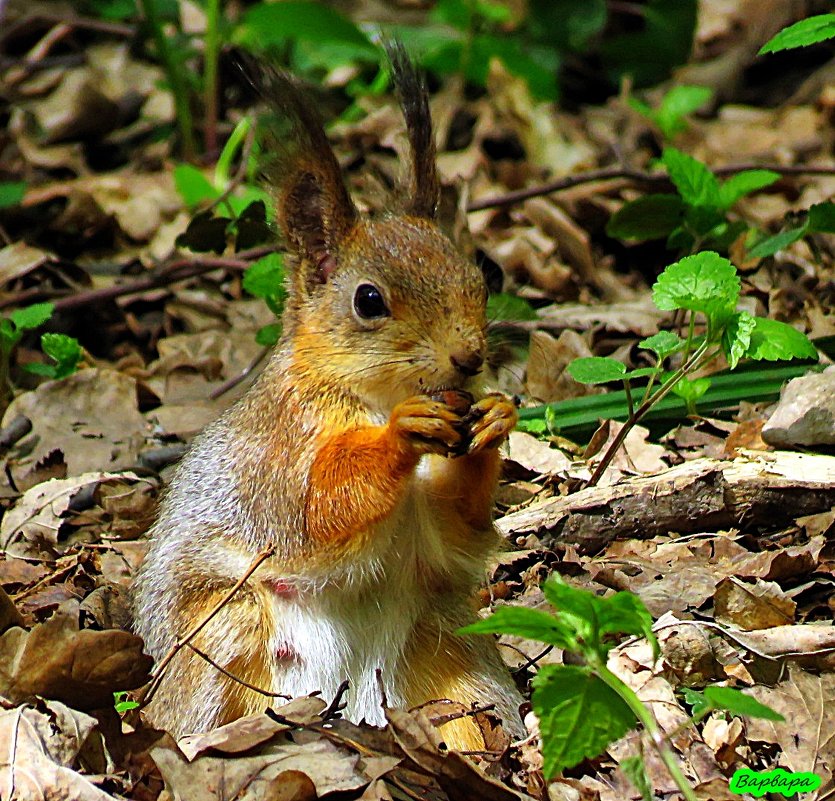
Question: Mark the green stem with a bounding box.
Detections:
[204,0,221,155]
[138,0,197,160]
[586,340,713,487]
[594,661,698,801]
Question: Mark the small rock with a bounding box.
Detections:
[762,367,835,448]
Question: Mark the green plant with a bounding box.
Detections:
[0,181,26,210]
[564,252,816,485]
[607,148,783,254]
[114,690,140,715]
[241,253,287,346]
[629,85,713,140]
[0,303,55,400]
[25,334,83,380]
[758,13,835,54]
[137,0,198,158]
[748,201,835,259]
[462,574,783,794]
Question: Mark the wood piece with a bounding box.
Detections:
[497,450,835,554]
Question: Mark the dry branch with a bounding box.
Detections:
[498,450,835,554]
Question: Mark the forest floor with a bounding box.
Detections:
[1,1,834,800]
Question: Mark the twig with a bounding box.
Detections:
[185,642,290,698]
[466,163,835,212]
[512,644,554,673]
[0,246,276,312]
[139,545,275,708]
[0,13,134,44]
[321,679,350,721]
[210,345,271,399]
[0,415,31,451]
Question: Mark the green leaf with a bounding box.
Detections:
[621,755,652,801]
[662,147,721,210]
[541,575,596,631]
[808,201,835,233]
[654,85,712,138]
[747,224,808,258]
[601,0,697,88]
[255,323,282,347]
[516,417,548,436]
[468,34,559,100]
[639,331,686,359]
[39,333,82,379]
[759,14,835,54]
[85,0,137,21]
[487,293,538,322]
[176,211,229,254]
[242,253,286,300]
[718,170,780,210]
[682,688,709,717]
[238,2,377,61]
[743,318,817,362]
[527,0,607,52]
[566,357,627,385]
[722,311,757,370]
[671,376,711,405]
[631,85,712,140]
[652,252,740,323]
[533,665,637,777]
[10,302,54,331]
[173,164,219,207]
[0,181,26,210]
[234,199,273,251]
[703,687,785,721]
[622,366,659,381]
[596,592,658,656]
[0,318,14,347]
[606,194,684,241]
[459,605,578,650]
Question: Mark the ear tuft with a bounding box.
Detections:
[384,41,440,220]
[239,58,356,290]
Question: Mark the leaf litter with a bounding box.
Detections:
[0,1,834,799]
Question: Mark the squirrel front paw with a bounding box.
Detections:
[464,394,517,454]
[389,395,464,457]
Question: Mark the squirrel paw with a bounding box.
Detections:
[466,394,517,454]
[390,395,464,457]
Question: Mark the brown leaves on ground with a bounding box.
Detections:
[1,0,835,799]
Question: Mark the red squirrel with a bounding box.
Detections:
[132,46,524,750]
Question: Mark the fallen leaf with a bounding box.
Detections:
[0,599,152,709]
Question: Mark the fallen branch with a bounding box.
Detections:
[467,163,835,212]
[498,450,835,554]
[0,245,276,312]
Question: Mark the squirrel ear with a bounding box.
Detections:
[385,41,440,220]
[243,61,356,286]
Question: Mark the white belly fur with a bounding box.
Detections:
[268,454,487,724]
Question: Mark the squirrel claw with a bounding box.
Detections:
[391,395,464,456]
[465,394,517,454]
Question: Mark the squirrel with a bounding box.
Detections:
[132,45,525,750]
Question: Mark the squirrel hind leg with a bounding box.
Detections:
[400,614,525,751]
[143,587,278,737]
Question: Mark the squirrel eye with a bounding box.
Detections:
[353,283,389,320]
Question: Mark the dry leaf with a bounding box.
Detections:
[747,666,835,799]
[0,599,152,709]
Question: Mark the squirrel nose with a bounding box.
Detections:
[450,349,484,377]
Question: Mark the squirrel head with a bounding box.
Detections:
[257,45,488,413]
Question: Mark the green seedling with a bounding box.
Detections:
[242,253,287,346]
[463,574,783,798]
[562,252,816,485]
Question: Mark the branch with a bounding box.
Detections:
[0,245,276,312]
[466,163,835,212]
